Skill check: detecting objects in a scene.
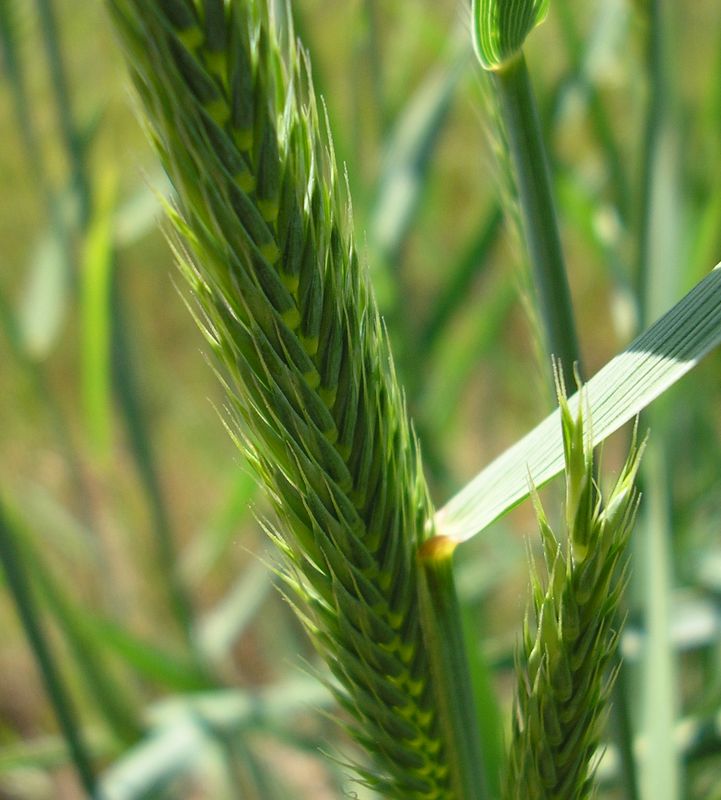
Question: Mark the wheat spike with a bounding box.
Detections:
[105,1,451,796]
[505,382,644,799]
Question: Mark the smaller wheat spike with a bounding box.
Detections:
[506,378,644,799]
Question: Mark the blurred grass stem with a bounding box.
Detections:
[35,0,91,225]
[419,206,503,353]
[0,501,98,797]
[111,275,200,658]
[554,0,630,223]
[635,2,683,797]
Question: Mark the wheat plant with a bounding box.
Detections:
[4,0,721,798]
[105,1,475,797]
[101,0,720,797]
[505,383,644,799]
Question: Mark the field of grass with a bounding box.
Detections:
[1,1,721,798]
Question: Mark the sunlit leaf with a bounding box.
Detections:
[436,265,721,542]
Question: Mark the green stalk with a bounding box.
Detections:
[110,270,200,657]
[13,517,144,743]
[636,0,667,324]
[0,501,98,797]
[352,0,386,163]
[0,1,46,190]
[637,437,680,800]
[417,536,489,800]
[0,4,97,528]
[363,0,386,134]
[33,0,195,653]
[634,3,683,796]
[633,2,683,796]
[493,53,581,388]
[498,50,639,800]
[0,290,95,530]
[553,0,630,223]
[419,206,503,354]
[608,647,640,800]
[35,0,91,226]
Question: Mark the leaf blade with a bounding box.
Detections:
[436,264,721,542]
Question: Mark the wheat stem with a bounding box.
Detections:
[418,536,489,800]
[493,53,581,389]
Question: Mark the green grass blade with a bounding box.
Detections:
[80,616,213,693]
[366,39,466,321]
[213,734,287,800]
[0,303,95,526]
[82,172,116,457]
[0,0,45,187]
[419,205,503,354]
[359,0,386,135]
[10,513,143,743]
[634,3,684,794]
[0,733,114,775]
[638,440,681,800]
[0,500,98,797]
[420,271,515,437]
[369,48,465,267]
[110,268,199,653]
[34,0,91,225]
[687,23,721,282]
[436,264,721,542]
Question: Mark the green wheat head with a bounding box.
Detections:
[105,0,450,796]
[506,382,644,799]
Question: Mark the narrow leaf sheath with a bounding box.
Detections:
[106,1,450,796]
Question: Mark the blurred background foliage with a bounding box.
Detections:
[0,0,720,797]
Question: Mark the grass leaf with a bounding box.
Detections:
[472,0,550,72]
[436,264,721,542]
[0,499,98,795]
[17,212,71,359]
[82,171,117,456]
